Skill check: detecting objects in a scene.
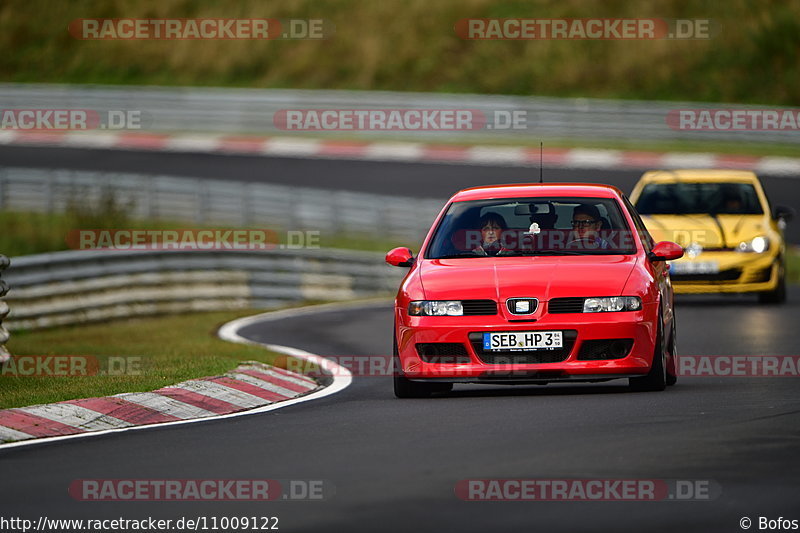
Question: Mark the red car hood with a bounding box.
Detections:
[419,255,639,300]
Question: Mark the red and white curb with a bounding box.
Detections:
[1,130,798,175]
[0,362,317,445]
[0,301,364,449]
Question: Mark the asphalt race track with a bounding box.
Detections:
[1,291,799,532]
[0,147,799,532]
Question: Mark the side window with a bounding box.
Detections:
[623,196,654,252]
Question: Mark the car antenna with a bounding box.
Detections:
[539,141,543,183]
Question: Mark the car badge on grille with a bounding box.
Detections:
[507,298,538,315]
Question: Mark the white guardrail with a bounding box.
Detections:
[0,83,797,144]
[0,166,430,331]
[0,167,444,241]
[1,248,404,331]
[0,167,424,331]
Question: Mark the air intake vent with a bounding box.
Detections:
[577,339,634,361]
[416,343,471,364]
[747,267,773,283]
[548,298,585,313]
[671,269,741,282]
[461,300,498,315]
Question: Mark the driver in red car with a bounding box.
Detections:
[568,204,611,249]
[472,213,512,256]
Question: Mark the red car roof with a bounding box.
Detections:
[450,183,624,202]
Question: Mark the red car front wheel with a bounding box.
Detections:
[629,316,667,392]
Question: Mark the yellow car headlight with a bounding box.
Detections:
[736,236,770,254]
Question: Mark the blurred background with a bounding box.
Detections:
[1,0,797,103]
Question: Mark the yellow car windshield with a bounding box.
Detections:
[636,182,763,215]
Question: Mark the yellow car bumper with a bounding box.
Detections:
[670,251,781,295]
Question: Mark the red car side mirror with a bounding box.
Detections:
[648,241,684,262]
[386,247,415,267]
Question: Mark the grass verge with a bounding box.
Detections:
[1,0,798,106]
[0,310,295,410]
[787,246,800,285]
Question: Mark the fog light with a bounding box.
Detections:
[609,340,629,358]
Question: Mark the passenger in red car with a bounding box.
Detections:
[472,213,511,256]
[568,204,610,249]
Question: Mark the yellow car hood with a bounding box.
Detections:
[641,214,768,248]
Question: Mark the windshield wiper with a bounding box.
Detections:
[707,210,729,249]
[502,250,586,256]
[435,250,631,258]
[509,249,634,256]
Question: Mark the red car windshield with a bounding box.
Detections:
[425,196,638,259]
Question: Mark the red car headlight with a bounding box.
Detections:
[408,301,464,316]
[582,296,642,313]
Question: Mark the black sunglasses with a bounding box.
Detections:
[571,220,598,227]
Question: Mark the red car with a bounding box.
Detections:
[386,183,684,398]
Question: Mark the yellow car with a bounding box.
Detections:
[630,170,792,304]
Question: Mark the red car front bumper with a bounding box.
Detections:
[396,303,660,383]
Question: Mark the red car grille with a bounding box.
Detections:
[547,298,585,313]
[461,300,498,315]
